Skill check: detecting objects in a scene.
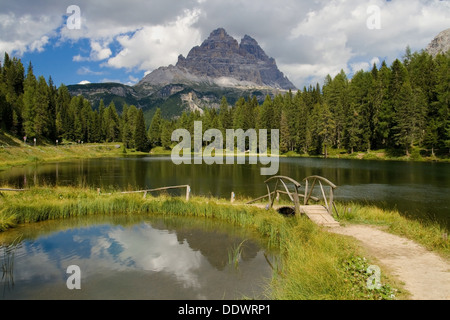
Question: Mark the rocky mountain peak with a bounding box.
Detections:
[239,34,270,62]
[143,27,296,90]
[426,28,450,57]
[208,27,233,41]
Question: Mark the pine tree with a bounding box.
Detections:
[375,61,393,148]
[121,104,132,148]
[33,76,51,138]
[323,70,348,149]
[317,102,336,158]
[429,52,449,155]
[56,84,71,141]
[218,96,231,136]
[148,108,162,147]
[347,70,374,151]
[279,110,290,153]
[232,97,246,129]
[46,76,57,139]
[134,108,149,152]
[22,62,37,138]
[344,103,360,154]
[161,119,173,150]
[104,101,120,142]
[392,82,416,155]
[98,99,106,141]
[257,95,272,131]
[127,105,138,148]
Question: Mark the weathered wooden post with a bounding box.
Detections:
[97,188,101,195]
[186,185,190,201]
[293,187,300,215]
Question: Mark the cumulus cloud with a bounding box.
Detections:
[1,0,448,88]
[105,9,201,71]
[73,40,112,61]
[285,0,449,85]
[0,12,60,55]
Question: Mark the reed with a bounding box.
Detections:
[227,239,247,268]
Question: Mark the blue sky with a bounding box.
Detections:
[1,0,449,89]
[19,34,144,87]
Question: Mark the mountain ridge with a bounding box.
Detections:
[136,28,296,91]
[68,28,294,120]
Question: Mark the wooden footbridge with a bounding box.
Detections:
[245,175,340,227]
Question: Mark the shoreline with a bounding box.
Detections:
[1,143,448,172]
[0,186,448,299]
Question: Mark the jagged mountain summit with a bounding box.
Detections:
[67,28,296,120]
[137,28,296,91]
[426,28,450,57]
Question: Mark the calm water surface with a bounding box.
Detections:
[0,155,449,228]
[0,215,275,300]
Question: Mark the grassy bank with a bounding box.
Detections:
[282,147,450,162]
[2,129,448,173]
[0,186,421,299]
[0,141,150,172]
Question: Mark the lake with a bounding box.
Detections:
[0,155,449,228]
[0,215,275,300]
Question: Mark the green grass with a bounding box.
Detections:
[0,185,413,299]
[150,146,172,155]
[0,141,150,171]
[278,147,449,162]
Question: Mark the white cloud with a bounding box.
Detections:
[76,66,105,75]
[1,0,448,88]
[128,75,139,83]
[73,40,112,61]
[350,62,370,74]
[0,12,60,55]
[78,80,91,84]
[105,9,202,71]
[100,78,121,83]
[285,0,450,85]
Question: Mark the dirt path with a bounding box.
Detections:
[329,224,450,300]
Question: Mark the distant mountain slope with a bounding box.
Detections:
[137,28,296,91]
[68,28,294,121]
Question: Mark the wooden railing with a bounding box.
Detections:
[119,185,191,201]
[246,175,303,214]
[303,176,338,216]
[0,188,27,192]
[245,175,338,217]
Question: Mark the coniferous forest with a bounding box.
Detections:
[0,49,448,157]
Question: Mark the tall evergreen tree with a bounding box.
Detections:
[22,62,37,138]
[161,119,174,150]
[218,96,232,136]
[104,101,120,142]
[134,108,149,152]
[148,108,162,147]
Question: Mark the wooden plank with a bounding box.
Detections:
[300,205,340,227]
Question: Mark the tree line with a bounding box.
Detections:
[0,52,150,150]
[160,48,449,157]
[1,49,449,157]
